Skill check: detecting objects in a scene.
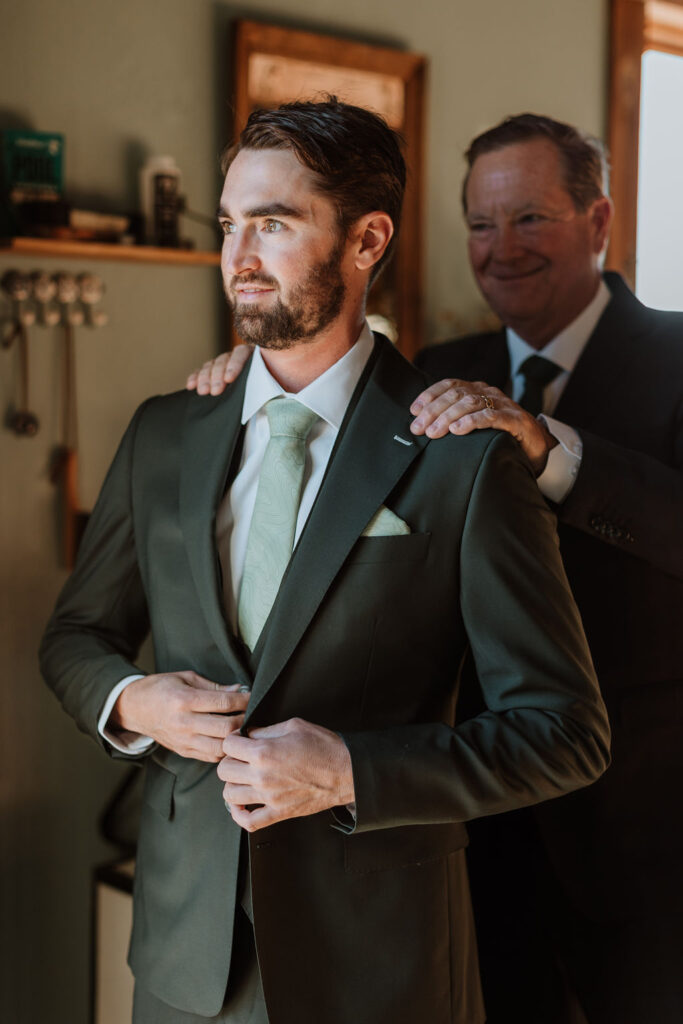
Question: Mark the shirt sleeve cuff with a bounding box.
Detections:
[98,674,156,755]
[330,803,357,834]
[536,415,583,504]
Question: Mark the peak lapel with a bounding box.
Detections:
[179,372,252,683]
[247,336,429,718]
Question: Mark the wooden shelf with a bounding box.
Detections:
[0,236,220,266]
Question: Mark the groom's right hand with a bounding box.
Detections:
[186,344,253,395]
[109,671,250,762]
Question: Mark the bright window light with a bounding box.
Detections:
[636,49,683,310]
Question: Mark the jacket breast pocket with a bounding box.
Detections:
[347,532,431,565]
[343,821,467,874]
[143,759,176,820]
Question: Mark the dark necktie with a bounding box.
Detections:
[518,355,563,416]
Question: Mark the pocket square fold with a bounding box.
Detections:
[361,505,411,537]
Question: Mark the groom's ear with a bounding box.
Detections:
[352,212,394,273]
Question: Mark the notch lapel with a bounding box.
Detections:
[179,371,252,683]
[470,329,510,391]
[247,337,430,719]
[554,274,644,430]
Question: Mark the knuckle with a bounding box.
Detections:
[250,746,266,768]
[168,692,186,716]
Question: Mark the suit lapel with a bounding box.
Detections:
[471,329,510,391]
[180,369,252,682]
[554,273,644,429]
[247,336,430,718]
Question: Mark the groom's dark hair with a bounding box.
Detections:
[221,96,406,281]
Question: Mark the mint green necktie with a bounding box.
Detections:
[238,398,319,650]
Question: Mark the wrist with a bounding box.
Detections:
[110,675,149,733]
[332,736,355,806]
[529,420,558,477]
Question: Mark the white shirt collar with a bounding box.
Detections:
[506,278,611,377]
[241,321,375,429]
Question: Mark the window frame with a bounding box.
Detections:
[608,0,683,284]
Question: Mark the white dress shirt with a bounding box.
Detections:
[99,323,375,753]
[506,279,611,503]
[218,323,375,632]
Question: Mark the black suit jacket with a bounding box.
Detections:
[41,335,609,1022]
[415,272,683,923]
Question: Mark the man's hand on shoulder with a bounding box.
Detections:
[409,377,558,476]
[218,718,355,831]
[109,671,250,762]
[186,344,253,395]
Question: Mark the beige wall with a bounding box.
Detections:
[0,1,607,1020]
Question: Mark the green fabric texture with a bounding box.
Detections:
[238,398,319,650]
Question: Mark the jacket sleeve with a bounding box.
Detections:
[340,432,611,833]
[558,421,683,580]
[39,402,152,754]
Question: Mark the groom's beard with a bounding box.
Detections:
[227,243,347,350]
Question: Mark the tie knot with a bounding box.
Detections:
[519,354,563,387]
[265,398,318,440]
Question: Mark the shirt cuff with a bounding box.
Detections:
[330,803,357,834]
[98,674,156,755]
[536,416,583,504]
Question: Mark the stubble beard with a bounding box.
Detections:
[227,242,347,350]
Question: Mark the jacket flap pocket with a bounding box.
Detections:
[143,760,176,820]
[347,532,431,565]
[344,820,467,874]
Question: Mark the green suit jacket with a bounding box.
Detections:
[40,334,610,1023]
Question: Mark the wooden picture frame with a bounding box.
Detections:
[232,20,427,359]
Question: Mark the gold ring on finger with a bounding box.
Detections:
[480,394,494,411]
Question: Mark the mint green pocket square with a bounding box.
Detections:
[361,505,411,537]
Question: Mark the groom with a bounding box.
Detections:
[41,98,609,1023]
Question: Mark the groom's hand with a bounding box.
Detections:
[186,344,253,395]
[110,671,250,762]
[218,718,355,831]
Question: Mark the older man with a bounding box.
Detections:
[192,114,683,1024]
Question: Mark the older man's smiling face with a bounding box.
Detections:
[465,138,611,348]
[218,147,348,349]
